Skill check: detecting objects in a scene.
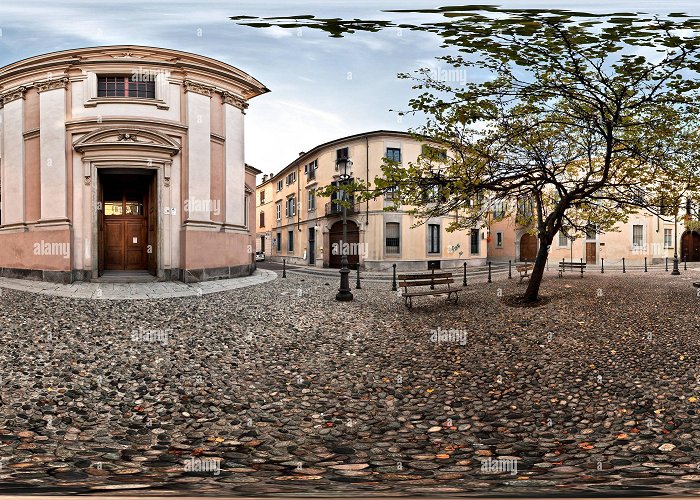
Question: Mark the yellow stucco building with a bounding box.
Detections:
[256,131,488,271]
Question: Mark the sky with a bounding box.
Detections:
[2,1,700,178]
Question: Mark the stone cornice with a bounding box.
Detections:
[1,86,26,105]
[221,91,249,111]
[35,77,69,93]
[183,79,214,97]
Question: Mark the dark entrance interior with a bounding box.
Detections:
[519,233,537,262]
[308,227,316,265]
[98,171,157,276]
[329,220,359,269]
[681,230,700,262]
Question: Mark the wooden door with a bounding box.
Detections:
[586,242,596,264]
[329,220,359,269]
[682,231,700,262]
[125,221,147,270]
[520,233,537,262]
[101,173,150,271]
[105,220,125,269]
[104,220,147,270]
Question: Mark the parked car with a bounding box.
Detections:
[255,251,265,262]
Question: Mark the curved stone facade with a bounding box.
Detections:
[0,45,268,283]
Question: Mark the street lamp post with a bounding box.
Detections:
[336,158,354,301]
[672,212,681,275]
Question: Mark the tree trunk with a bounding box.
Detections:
[522,231,555,303]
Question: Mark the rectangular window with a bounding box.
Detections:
[496,232,503,248]
[422,144,447,160]
[259,191,265,205]
[471,229,480,254]
[386,222,400,254]
[308,190,316,211]
[259,211,265,228]
[687,198,694,215]
[336,147,349,160]
[492,200,506,219]
[276,201,281,221]
[335,147,349,171]
[558,231,569,247]
[276,232,282,252]
[97,76,155,98]
[285,172,296,185]
[386,147,401,163]
[286,197,296,217]
[277,180,283,192]
[633,224,644,247]
[517,197,533,218]
[307,160,317,180]
[664,228,673,248]
[585,225,597,241]
[288,230,294,252]
[428,224,440,254]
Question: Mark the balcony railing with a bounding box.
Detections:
[325,200,359,216]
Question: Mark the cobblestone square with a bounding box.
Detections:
[1,271,699,496]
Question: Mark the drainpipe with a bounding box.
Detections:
[366,135,369,226]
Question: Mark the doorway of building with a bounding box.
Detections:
[329,220,359,269]
[681,230,700,262]
[519,233,537,262]
[308,227,316,265]
[585,243,596,264]
[98,171,157,276]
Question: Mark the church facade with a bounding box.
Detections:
[0,45,268,283]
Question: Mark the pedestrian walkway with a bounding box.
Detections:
[0,269,277,300]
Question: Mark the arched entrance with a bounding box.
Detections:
[520,233,537,262]
[329,220,359,269]
[681,230,700,262]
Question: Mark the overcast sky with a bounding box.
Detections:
[2,1,700,178]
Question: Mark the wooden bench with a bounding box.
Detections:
[516,263,534,283]
[558,261,586,278]
[398,271,462,309]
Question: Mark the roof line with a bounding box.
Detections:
[259,130,419,184]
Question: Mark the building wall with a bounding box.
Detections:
[489,209,690,266]
[0,45,267,283]
[255,132,488,271]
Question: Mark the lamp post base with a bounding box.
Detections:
[336,268,354,301]
[671,255,681,275]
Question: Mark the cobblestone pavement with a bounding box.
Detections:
[0,270,277,300]
[0,272,700,496]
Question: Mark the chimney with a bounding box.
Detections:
[262,174,268,182]
[299,151,305,157]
